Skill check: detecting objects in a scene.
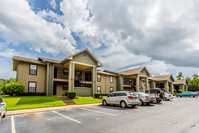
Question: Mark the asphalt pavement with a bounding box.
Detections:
[1,97,199,133]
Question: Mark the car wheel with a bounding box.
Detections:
[163,97,167,101]
[120,101,127,108]
[132,105,136,108]
[2,113,6,118]
[191,95,195,98]
[102,100,107,106]
[146,103,150,106]
[139,100,144,106]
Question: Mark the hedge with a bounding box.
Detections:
[94,92,101,98]
[1,81,25,96]
[67,91,76,99]
[20,92,46,96]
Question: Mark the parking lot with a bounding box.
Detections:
[1,98,199,133]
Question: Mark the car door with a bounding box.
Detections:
[114,93,121,105]
[107,93,115,104]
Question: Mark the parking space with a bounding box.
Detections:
[1,97,199,133]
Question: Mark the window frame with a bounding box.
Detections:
[97,86,101,93]
[29,64,38,75]
[110,76,113,83]
[28,81,37,92]
[97,74,101,82]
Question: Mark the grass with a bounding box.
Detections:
[1,96,66,111]
[73,97,102,105]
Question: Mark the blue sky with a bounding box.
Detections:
[1,0,199,79]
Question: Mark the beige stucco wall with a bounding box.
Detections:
[56,83,66,96]
[96,74,117,94]
[17,61,46,92]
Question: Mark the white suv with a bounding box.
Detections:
[163,92,173,101]
[102,91,140,108]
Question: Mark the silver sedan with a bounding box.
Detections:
[138,92,155,105]
[0,97,6,123]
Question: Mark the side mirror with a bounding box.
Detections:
[0,102,5,106]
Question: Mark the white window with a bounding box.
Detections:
[97,86,101,93]
[110,76,113,83]
[29,64,37,75]
[28,82,36,92]
[110,87,113,93]
[97,74,101,82]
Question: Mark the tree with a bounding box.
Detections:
[176,72,184,80]
[1,81,25,96]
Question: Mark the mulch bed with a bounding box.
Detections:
[59,96,76,105]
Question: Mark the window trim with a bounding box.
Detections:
[29,64,38,75]
[97,74,101,82]
[97,86,101,93]
[28,81,37,92]
[110,76,113,83]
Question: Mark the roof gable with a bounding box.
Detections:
[140,67,151,77]
[151,74,175,82]
[60,49,102,67]
[119,66,151,76]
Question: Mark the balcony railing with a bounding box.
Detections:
[54,72,68,80]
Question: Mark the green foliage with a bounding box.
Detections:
[1,96,66,111]
[0,78,16,84]
[176,72,184,80]
[173,92,178,96]
[20,92,46,96]
[67,91,77,99]
[1,81,25,96]
[186,75,199,91]
[73,97,101,104]
[94,92,101,98]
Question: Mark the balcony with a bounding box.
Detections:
[54,72,68,82]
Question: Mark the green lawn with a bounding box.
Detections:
[73,97,102,105]
[1,96,66,111]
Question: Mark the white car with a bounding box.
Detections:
[163,92,173,101]
[0,97,6,123]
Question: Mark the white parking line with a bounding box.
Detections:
[11,116,16,133]
[80,108,117,116]
[52,111,81,124]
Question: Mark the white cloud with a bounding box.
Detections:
[50,0,57,9]
[0,0,76,56]
[0,48,22,58]
[1,0,199,79]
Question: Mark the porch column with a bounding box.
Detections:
[152,80,156,88]
[146,77,149,90]
[186,85,188,91]
[136,75,140,92]
[182,84,185,92]
[171,82,174,94]
[164,81,169,92]
[68,62,75,91]
[92,66,97,95]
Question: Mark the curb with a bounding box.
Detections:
[7,103,102,116]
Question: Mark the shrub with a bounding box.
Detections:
[101,94,108,96]
[67,91,76,99]
[1,81,25,96]
[20,92,46,96]
[94,92,101,98]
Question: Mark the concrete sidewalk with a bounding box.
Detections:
[7,103,101,116]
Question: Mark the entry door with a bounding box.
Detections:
[53,83,57,95]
